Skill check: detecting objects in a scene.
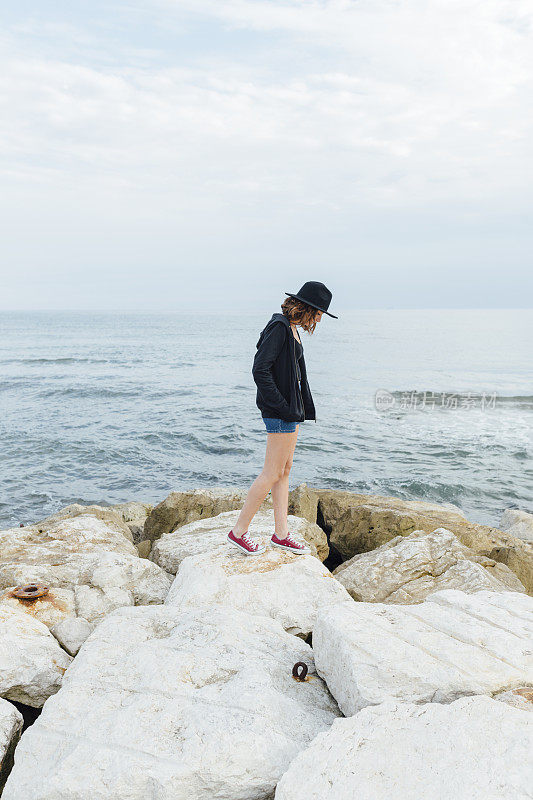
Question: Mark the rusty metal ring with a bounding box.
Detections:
[292,661,308,681]
[11,584,49,600]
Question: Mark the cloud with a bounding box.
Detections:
[0,0,531,308]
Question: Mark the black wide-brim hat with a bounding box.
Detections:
[285,281,338,318]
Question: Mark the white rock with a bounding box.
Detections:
[313,589,533,716]
[107,501,153,523]
[1,512,137,566]
[50,616,94,656]
[165,540,351,637]
[333,528,525,603]
[0,605,72,707]
[0,698,23,793]
[275,695,533,800]
[33,504,134,541]
[74,580,134,625]
[150,508,329,573]
[0,515,173,625]
[2,604,340,800]
[107,501,153,543]
[500,508,533,543]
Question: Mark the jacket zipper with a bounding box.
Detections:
[293,333,306,421]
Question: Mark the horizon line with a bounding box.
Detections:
[0,307,532,314]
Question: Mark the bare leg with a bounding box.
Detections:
[270,425,299,537]
[232,427,299,536]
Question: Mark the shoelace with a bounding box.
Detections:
[283,533,304,548]
[241,530,258,548]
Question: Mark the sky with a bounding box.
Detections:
[0,0,532,311]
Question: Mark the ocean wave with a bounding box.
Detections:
[0,379,36,392]
[37,387,192,400]
[1,357,114,365]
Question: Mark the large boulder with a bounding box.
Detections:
[313,589,533,716]
[274,695,533,800]
[0,699,23,793]
[143,487,255,542]
[2,604,341,800]
[107,501,153,544]
[317,489,533,592]
[165,538,350,638]
[0,606,72,707]
[150,508,329,572]
[333,528,525,603]
[33,504,133,542]
[34,500,153,547]
[318,490,465,557]
[288,484,319,524]
[500,508,533,543]
[0,513,173,625]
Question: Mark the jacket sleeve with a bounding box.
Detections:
[252,322,291,417]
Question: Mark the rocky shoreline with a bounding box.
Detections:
[0,485,532,797]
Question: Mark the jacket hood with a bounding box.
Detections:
[267,312,290,329]
[256,313,290,348]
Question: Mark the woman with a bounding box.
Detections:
[227,281,337,555]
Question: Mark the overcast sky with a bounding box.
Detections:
[1,0,532,311]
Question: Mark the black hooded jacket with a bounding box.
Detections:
[252,313,316,423]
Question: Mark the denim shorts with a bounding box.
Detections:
[263,417,298,433]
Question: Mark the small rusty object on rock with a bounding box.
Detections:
[19,523,24,527]
[11,584,50,600]
[292,662,308,681]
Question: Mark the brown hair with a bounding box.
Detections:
[281,296,320,334]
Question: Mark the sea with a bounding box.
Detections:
[0,309,531,529]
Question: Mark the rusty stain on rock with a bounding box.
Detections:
[514,687,533,703]
[222,549,296,576]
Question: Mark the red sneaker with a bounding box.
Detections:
[227,529,266,556]
[270,533,311,554]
